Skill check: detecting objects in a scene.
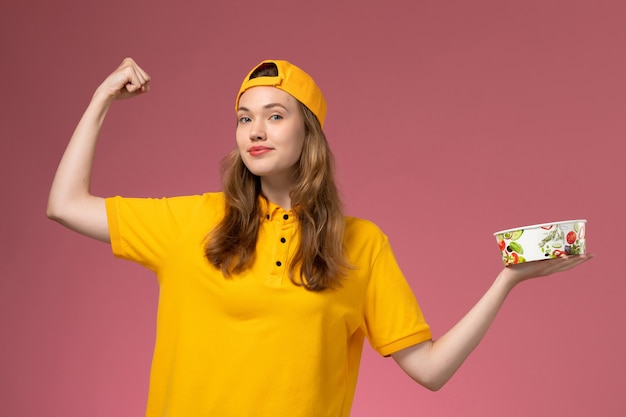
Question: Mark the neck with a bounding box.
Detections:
[260,174,296,209]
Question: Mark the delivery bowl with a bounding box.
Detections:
[494,220,586,266]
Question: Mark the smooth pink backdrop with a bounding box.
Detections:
[1,0,624,416]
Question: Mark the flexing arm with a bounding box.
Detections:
[47,58,150,242]
[392,254,593,391]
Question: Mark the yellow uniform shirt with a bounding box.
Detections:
[106,192,431,417]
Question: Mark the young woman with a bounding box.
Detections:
[47,58,592,417]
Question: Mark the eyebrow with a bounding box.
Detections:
[237,103,290,112]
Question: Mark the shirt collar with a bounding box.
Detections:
[259,196,294,221]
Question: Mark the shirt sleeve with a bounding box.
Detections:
[105,194,209,273]
[362,236,432,357]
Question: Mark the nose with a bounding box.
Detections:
[250,120,266,142]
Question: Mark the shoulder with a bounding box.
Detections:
[345,216,386,239]
[151,191,225,209]
[107,192,226,222]
[162,191,224,205]
[344,216,390,261]
[171,192,224,208]
[164,192,226,220]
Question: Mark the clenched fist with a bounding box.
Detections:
[94,57,151,101]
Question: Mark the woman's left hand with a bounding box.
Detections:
[500,254,594,287]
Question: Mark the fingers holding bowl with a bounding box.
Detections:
[503,253,594,284]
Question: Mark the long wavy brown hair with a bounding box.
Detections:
[204,65,349,291]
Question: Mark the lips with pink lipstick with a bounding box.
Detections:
[248,146,273,157]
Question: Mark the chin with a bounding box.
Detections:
[244,167,273,179]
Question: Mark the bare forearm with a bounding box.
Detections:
[392,255,592,391]
[393,272,514,390]
[47,92,112,216]
[46,91,114,241]
[428,273,514,387]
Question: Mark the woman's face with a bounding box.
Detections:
[236,86,306,182]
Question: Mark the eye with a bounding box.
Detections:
[269,114,283,121]
[238,116,251,124]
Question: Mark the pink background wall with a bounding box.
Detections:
[1,0,624,416]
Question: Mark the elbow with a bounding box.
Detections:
[46,197,69,223]
[393,341,450,392]
[422,379,446,392]
[414,374,447,392]
[46,203,58,221]
[46,199,62,222]
[406,367,451,391]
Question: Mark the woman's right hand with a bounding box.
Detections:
[94,57,151,101]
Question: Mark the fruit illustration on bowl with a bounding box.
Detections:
[493,220,587,266]
[495,230,526,265]
[566,231,577,245]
